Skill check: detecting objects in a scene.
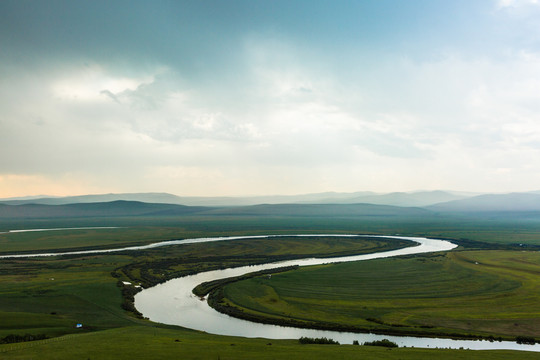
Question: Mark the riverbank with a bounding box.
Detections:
[208,250,540,342]
[135,236,540,352]
[3,326,540,360]
[2,227,539,357]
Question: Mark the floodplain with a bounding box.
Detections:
[217,250,540,339]
[1,208,540,359]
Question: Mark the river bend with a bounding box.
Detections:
[134,235,540,352]
[2,230,538,352]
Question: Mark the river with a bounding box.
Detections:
[134,235,540,352]
[2,229,539,351]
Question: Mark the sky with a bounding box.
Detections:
[1,0,540,198]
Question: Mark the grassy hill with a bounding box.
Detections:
[203,203,431,217]
[0,201,211,219]
[0,201,433,220]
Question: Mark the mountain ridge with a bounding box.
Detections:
[0,200,212,219]
[2,191,539,212]
[0,201,427,219]
[0,190,474,207]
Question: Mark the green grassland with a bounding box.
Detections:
[0,253,137,339]
[217,250,540,340]
[0,236,409,339]
[1,213,540,359]
[2,215,540,256]
[2,326,540,360]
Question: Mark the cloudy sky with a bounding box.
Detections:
[1,0,540,198]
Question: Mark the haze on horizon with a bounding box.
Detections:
[1,0,540,198]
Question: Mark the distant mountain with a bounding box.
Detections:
[0,190,470,207]
[133,191,381,206]
[323,190,470,207]
[0,193,186,206]
[427,193,540,212]
[0,195,59,201]
[0,201,433,220]
[2,193,539,221]
[0,201,211,219]
[203,203,431,217]
[0,191,380,207]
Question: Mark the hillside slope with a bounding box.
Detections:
[0,201,211,219]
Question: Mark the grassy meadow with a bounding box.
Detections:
[0,234,409,339]
[3,325,540,360]
[0,326,538,360]
[1,214,540,358]
[218,250,540,340]
[2,210,540,255]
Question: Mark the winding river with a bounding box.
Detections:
[2,229,539,351]
[134,234,540,352]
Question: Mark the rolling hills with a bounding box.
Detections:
[0,201,210,219]
[0,201,429,219]
[0,190,471,207]
[1,190,539,221]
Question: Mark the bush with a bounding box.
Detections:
[0,334,48,344]
[363,339,398,348]
[516,336,536,345]
[299,337,339,345]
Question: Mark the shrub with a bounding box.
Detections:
[363,339,398,348]
[299,337,339,345]
[0,334,48,344]
[516,336,536,345]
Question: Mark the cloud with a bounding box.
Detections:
[100,90,120,103]
[50,64,153,102]
[497,0,539,8]
[2,2,540,196]
[3,43,540,195]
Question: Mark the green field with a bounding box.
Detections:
[3,325,540,360]
[2,211,540,255]
[0,235,410,338]
[1,215,540,359]
[217,250,540,339]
